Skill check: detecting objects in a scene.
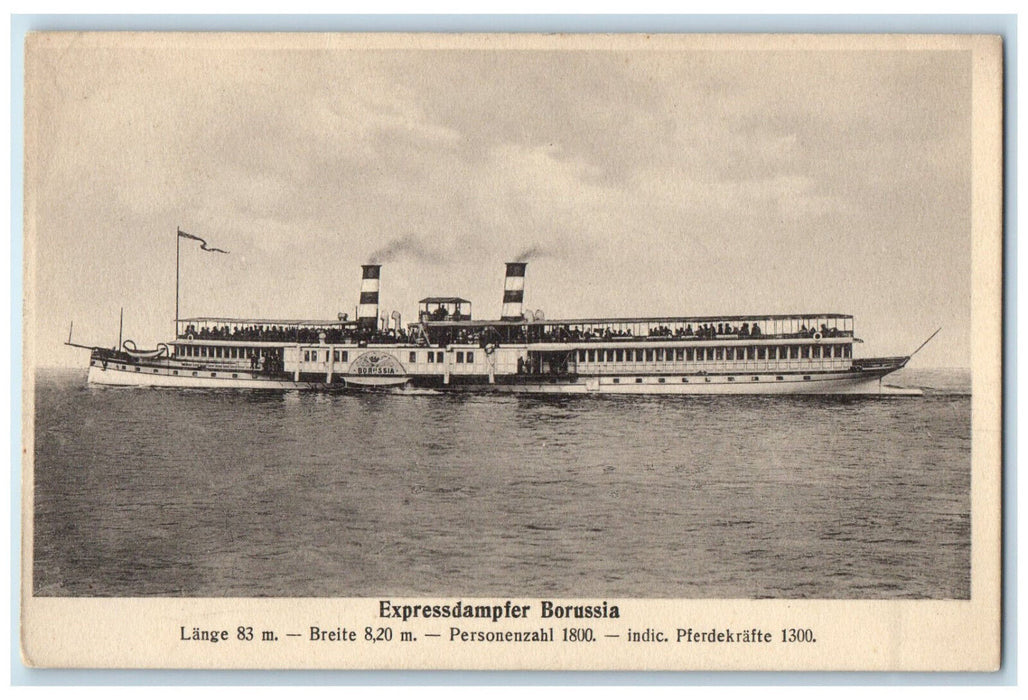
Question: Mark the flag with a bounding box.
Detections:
[177,228,228,254]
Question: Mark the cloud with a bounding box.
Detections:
[28,40,973,367]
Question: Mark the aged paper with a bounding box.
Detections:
[21,32,1002,670]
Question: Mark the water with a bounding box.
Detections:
[31,367,970,599]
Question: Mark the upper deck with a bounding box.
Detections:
[176,316,413,345]
[421,313,854,346]
[175,312,854,349]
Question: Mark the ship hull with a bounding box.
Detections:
[486,371,917,395]
[343,375,409,388]
[86,353,914,395]
[87,363,322,390]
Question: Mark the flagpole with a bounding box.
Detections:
[175,227,180,338]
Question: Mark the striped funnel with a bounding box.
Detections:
[501,262,527,320]
[358,264,381,330]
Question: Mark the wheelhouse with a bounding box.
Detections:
[419,297,472,322]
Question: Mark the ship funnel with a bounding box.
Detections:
[501,262,527,320]
[358,264,381,330]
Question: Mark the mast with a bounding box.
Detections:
[175,226,181,338]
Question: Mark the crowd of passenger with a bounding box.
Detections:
[180,319,847,348]
[526,321,846,343]
[248,352,283,373]
[647,322,763,339]
[422,308,470,322]
[180,323,412,346]
[809,324,844,338]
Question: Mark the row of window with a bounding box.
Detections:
[300,351,365,363]
[304,349,352,363]
[609,375,813,384]
[417,351,475,364]
[299,349,479,365]
[576,344,851,364]
[181,345,270,360]
[95,361,244,379]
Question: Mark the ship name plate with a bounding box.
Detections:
[348,351,406,377]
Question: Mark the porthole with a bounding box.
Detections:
[135,367,140,372]
[612,378,620,384]
[232,373,239,379]
[192,371,198,376]
[152,369,158,373]
[776,376,784,381]
[727,376,735,382]
[173,371,178,375]
[752,376,759,381]
[658,377,666,384]
[704,377,711,383]
[635,378,642,384]
[803,375,811,381]
[681,377,688,383]
[211,372,217,378]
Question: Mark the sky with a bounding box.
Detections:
[25,34,974,368]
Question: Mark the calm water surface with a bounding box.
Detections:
[32,367,970,598]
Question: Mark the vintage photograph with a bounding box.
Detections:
[21,32,1002,669]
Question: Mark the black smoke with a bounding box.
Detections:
[512,244,555,262]
[368,235,445,265]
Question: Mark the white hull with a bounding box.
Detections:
[492,372,919,396]
[343,375,409,387]
[87,364,320,390]
[86,359,916,395]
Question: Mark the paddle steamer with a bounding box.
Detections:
[71,236,927,395]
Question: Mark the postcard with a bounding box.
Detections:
[21,32,1003,670]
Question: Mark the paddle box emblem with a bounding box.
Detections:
[349,351,406,377]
